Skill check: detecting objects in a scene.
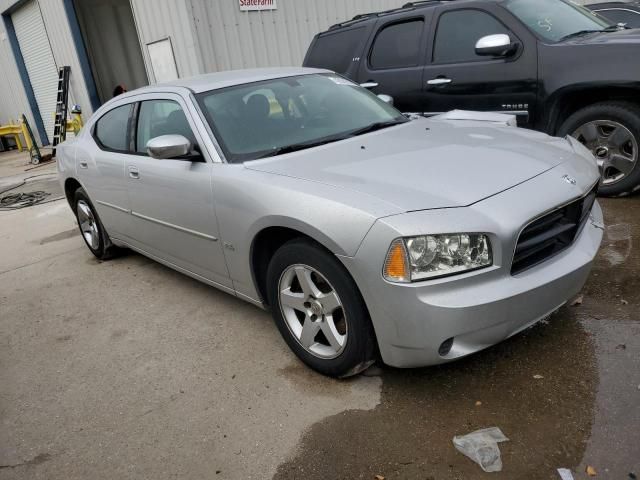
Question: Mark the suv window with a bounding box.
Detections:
[433,10,509,63]
[305,27,365,74]
[94,104,133,151]
[136,100,197,153]
[370,20,424,69]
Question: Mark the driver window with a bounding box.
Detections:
[433,10,509,63]
[136,100,198,154]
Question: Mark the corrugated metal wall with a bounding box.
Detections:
[131,0,404,79]
[0,0,94,145]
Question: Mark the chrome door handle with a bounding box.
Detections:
[427,78,452,86]
[79,161,88,169]
[360,82,379,89]
[128,166,139,179]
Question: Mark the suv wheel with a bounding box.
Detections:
[558,102,640,197]
[266,239,377,377]
[73,187,120,260]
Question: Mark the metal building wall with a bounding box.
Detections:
[0,0,95,145]
[129,0,404,80]
[189,0,404,73]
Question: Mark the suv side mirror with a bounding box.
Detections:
[147,135,192,159]
[475,34,518,57]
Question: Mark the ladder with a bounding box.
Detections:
[52,66,71,157]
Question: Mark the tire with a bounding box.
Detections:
[73,187,120,260]
[557,102,640,197]
[266,239,377,378]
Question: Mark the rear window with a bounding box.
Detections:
[94,103,132,152]
[370,20,424,69]
[304,27,365,73]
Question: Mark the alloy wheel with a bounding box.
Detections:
[572,120,638,186]
[278,264,348,359]
[76,200,99,250]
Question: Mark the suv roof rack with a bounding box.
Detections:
[327,0,452,31]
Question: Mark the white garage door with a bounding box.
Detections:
[12,0,59,143]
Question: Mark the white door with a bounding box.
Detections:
[12,0,59,143]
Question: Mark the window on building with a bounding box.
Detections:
[94,104,133,151]
[305,26,366,74]
[136,100,197,153]
[370,20,424,69]
[433,10,509,63]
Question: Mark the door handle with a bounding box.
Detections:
[427,77,452,86]
[360,82,379,89]
[79,161,88,169]
[128,166,139,179]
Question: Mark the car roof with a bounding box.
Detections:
[120,67,331,97]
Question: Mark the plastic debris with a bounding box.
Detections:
[571,295,584,306]
[586,465,597,476]
[374,475,385,480]
[557,468,575,480]
[452,427,509,472]
[475,401,482,406]
[533,374,544,379]
[621,299,629,305]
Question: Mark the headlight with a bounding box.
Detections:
[383,234,492,282]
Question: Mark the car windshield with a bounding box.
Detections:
[196,73,407,162]
[504,0,613,42]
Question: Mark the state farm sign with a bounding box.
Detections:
[239,0,277,11]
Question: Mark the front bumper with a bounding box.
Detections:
[341,184,603,368]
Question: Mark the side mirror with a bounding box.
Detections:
[475,34,518,57]
[377,94,394,106]
[147,135,191,159]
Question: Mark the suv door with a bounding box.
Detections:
[123,93,231,289]
[422,4,538,126]
[357,15,432,112]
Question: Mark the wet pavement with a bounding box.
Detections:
[276,197,640,480]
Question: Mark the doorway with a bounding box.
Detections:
[72,0,148,103]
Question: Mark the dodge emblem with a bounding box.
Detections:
[562,174,577,185]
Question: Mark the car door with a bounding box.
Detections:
[76,102,134,237]
[123,93,231,289]
[421,4,538,126]
[356,14,433,113]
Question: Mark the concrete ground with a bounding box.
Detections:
[0,149,638,479]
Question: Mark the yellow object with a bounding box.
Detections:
[384,239,409,282]
[0,119,29,151]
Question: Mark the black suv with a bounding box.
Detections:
[303,0,640,196]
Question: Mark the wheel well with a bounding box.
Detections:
[548,88,640,135]
[251,227,326,306]
[64,178,82,208]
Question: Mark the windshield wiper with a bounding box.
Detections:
[256,118,408,159]
[257,136,347,158]
[347,118,408,137]
[559,24,626,42]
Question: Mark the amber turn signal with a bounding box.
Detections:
[383,239,410,282]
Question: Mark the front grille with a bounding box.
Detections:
[511,184,598,275]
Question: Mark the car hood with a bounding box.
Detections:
[244,118,579,212]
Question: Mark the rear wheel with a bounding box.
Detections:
[266,239,376,377]
[73,187,120,260]
[558,102,640,197]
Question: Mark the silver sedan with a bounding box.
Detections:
[57,68,604,377]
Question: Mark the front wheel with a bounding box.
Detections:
[266,239,377,377]
[558,102,640,197]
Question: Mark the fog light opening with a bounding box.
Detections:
[438,337,454,357]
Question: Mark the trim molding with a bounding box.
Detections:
[96,200,129,213]
[131,211,218,241]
